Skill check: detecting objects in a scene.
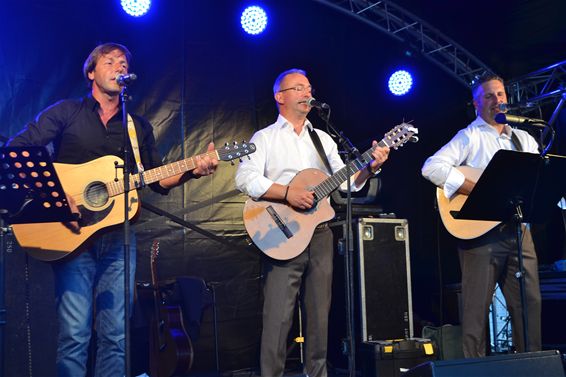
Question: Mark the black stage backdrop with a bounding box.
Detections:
[1,0,564,375]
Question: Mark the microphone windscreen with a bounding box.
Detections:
[494,113,507,124]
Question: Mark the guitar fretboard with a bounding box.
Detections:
[313,139,390,201]
[105,150,220,197]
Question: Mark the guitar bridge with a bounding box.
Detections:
[266,205,293,239]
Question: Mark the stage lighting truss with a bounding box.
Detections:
[313,0,492,88]
[241,5,268,35]
[121,0,151,17]
[388,70,413,96]
[489,284,513,354]
[506,60,566,111]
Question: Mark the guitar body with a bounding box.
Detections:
[243,168,335,260]
[11,155,139,261]
[149,306,194,377]
[148,240,193,377]
[436,166,500,239]
[243,123,419,259]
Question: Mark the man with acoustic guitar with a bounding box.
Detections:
[8,42,218,376]
[421,72,542,357]
[235,68,389,377]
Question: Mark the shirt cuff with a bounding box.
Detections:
[443,167,465,199]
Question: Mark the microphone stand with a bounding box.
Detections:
[119,85,133,377]
[0,217,7,377]
[317,107,361,377]
[0,137,6,376]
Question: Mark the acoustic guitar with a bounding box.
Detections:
[243,123,418,260]
[436,165,500,239]
[11,142,256,261]
[149,240,193,377]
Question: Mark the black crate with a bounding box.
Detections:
[330,217,413,341]
[360,338,437,377]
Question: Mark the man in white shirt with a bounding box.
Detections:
[422,73,542,357]
[235,68,389,377]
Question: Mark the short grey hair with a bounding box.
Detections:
[273,68,307,94]
[471,72,504,99]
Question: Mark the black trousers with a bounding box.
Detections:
[458,223,541,358]
[260,225,333,377]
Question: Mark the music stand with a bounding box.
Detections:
[452,150,566,351]
[0,146,75,224]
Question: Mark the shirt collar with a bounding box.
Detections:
[276,114,313,132]
[474,115,513,138]
[85,93,100,112]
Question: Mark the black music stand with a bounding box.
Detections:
[452,150,566,351]
[0,146,75,224]
[0,146,77,377]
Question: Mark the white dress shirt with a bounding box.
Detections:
[421,116,540,198]
[235,114,364,199]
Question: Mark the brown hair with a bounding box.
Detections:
[82,43,132,87]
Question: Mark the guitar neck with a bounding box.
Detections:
[106,150,220,197]
[313,139,388,200]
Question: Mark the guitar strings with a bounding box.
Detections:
[61,151,218,206]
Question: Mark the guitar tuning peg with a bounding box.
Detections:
[231,160,235,166]
[233,141,238,145]
[247,155,251,160]
[224,142,229,147]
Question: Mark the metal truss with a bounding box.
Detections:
[506,60,566,109]
[312,0,493,88]
[490,284,513,354]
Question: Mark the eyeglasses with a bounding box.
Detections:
[278,85,315,94]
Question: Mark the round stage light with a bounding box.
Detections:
[241,6,268,35]
[388,70,413,96]
[121,0,151,17]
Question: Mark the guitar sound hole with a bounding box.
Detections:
[84,182,109,208]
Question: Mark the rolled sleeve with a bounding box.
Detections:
[443,167,466,198]
[235,132,273,199]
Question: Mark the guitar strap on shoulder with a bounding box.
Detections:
[308,127,333,175]
[510,130,523,152]
[127,114,145,173]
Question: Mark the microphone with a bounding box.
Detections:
[306,97,330,110]
[115,73,137,86]
[494,113,546,128]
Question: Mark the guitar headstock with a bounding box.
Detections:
[217,141,257,163]
[382,122,419,149]
[150,239,160,263]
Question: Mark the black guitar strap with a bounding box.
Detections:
[308,127,333,175]
[510,130,523,152]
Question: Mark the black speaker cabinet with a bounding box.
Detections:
[404,350,565,377]
[331,217,413,341]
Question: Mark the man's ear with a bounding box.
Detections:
[274,92,283,106]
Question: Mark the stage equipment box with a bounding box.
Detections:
[360,338,436,377]
[330,217,413,341]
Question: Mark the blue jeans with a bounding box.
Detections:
[52,229,136,377]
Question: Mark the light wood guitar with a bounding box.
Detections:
[243,123,418,260]
[436,166,500,239]
[11,142,256,261]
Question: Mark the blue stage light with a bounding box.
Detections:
[121,0,151,17]
[241,6,268,35]
[388,70,413,96]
